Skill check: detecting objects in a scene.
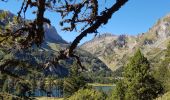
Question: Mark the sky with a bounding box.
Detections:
[0,0,170,44]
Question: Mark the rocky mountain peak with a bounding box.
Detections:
[0,10,112,78]
[0,10,67,44]
[44,24,67,44]
[136,13,170,49]
[81,13,170,72]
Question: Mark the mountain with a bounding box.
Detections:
[0,10,112,78]
[81,13,170,74]
[0,10,67,44]
[81,33,137,71]
[44,24,67,44]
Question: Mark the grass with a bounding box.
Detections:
[36,97,64,100]
[163,17,170,22]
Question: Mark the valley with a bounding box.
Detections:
[81,14,170,75]
[0,1,170,99]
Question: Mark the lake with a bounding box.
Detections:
[94,86,115,93]
[33,85,115,97]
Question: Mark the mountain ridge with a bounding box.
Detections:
[81,13,170,72]
[0,10,113,78]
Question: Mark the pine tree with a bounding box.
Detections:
[0,73,7,92]
[69,61,79,77]
[162,42,170,91]
[2,79,9,93]
[154,42,170,91]
[63,61,86,97]
[113,49,163,100]
[110,80,125,100]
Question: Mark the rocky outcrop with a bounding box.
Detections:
[44,24,67,44]
[0,10,112,77]
[81,13,170,72]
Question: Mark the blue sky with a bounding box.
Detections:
[0,0,170,44]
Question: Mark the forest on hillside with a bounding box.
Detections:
[0,0,170,100]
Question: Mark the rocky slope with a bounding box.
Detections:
[0,10,112,78]
[81,13,170,72]
[44,24,67,44]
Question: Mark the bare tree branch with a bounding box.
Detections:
[69,0,128,55]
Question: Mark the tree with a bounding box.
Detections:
[0,11,8,20]
[28,73,37,95]
[69,61,79,77]
[68,88,106,100]
[154,42,170,92]
[0,0,129,98]
[112,49,163,100]
[63,61,86,97]
[0,73,7,91]
[108,80,125,100]
[2,79,9,93]
[2,76,14,94]
[44,76,56,96]
[15,81,31,98]
[0,0,129,77]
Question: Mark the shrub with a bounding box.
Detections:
[68,88,106,100]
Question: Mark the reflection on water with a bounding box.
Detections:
[33,85,115,97]
[33,86,63,97]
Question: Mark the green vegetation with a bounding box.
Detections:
[67,88,106,100]
[15,81,32,97]
[139,32,156,46]
[153,42,170,92]
[0,93,23,100]
[63,62,87,97]
[163,16,170,22]
[0,11,8,20]
[63,76,86,97]
[111,49,163,100]
[0,10,114,100]
[0,5,170,100]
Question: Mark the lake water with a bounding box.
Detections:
[94,86,114,93]
[33,86,63,97]
[33,85,114,97]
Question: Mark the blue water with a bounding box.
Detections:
[33,86,63,97]
[33,85,114,97]
[94,86,114,93]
